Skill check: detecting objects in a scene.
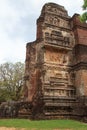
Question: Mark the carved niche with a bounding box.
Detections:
[45,49,68,64]
[45,14,60,26]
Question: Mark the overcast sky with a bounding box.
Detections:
[0,0,83,64]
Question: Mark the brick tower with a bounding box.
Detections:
[71,14,87,97]
[24,3,87,119]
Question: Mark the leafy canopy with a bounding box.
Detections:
[0,62,24,102]
[81,0,87,22]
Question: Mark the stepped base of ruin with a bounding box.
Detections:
[20,96,86,122]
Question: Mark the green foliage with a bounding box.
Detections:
[80,12,87,22]
[0,119,87,129]
[82,0,87,10]
[0,89,11,102]
[0,62,24,102]
[81,0,87,22]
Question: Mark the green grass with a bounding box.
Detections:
[0,119,87,130]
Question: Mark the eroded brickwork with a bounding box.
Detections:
[24,3,87,120]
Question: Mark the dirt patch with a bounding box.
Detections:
[0,127,26,130]
[0,128,72,130]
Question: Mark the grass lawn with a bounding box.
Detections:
[0,119,87,130]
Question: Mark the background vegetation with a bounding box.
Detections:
[80,0,87,22]
[0,62,24,102]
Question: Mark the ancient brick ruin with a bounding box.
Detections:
[24,3,87,120]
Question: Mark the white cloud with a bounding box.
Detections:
[0,0,83,64]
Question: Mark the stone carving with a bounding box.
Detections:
[45,15,60,26]
[45,49,69,64]
[45,3,68,17]
[45,13,70,29]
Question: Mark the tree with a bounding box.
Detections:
[80,0,87,22]
[0,62,24,102]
